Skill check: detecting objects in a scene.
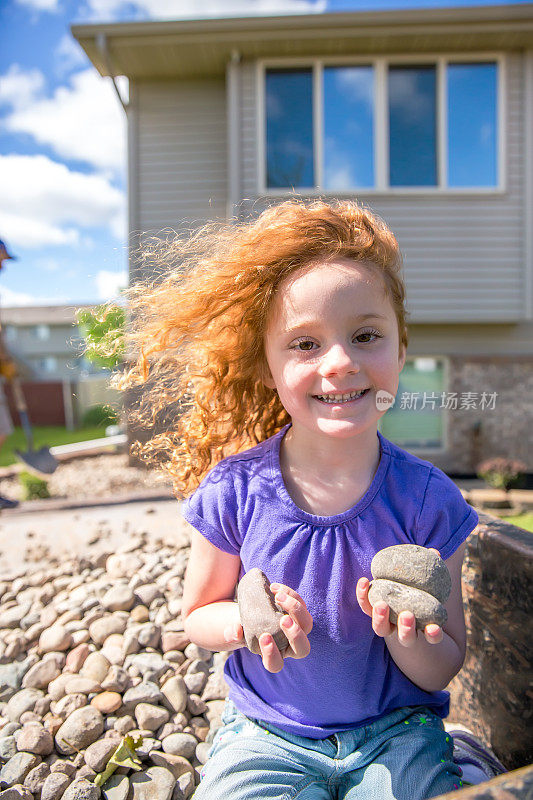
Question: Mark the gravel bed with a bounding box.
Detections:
[0,524,229,798]
[0,455,173,504]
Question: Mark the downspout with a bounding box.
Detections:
[96,33,129,112]
[226,49,242,221]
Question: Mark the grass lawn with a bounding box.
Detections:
[0,426,107,467]
[493,512,533,533]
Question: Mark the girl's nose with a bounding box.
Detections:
[318,343,359,377]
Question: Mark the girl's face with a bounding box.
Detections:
[262,258,406,442]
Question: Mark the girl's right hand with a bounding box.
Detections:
[258,583,313,673]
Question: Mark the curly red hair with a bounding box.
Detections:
[120,199,409,496]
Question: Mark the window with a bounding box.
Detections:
[262,58,500,191]
[38,356,58,373]
[379,357,446,449]
[4,325,17,343]
[34,324,50,341]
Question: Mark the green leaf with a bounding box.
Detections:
[94,733,144,787]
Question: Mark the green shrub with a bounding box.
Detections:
[477,457,527,492]
[18,471,51,500]
[81,404,119,428]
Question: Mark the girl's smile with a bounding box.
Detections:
[262,258,406,445]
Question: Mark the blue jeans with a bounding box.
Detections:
[193,699,465,800]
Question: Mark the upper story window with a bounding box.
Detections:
[34,324,51,341]
[262,57,500,192]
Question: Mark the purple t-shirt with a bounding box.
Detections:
[182,425,478,738]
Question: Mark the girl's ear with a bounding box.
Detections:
[398,344,407,372]
[258,358,276,390]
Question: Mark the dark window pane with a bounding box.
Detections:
[266,69,314,188]
[389,65,437,186]
[323,66,374,189]
[448,62,497,187]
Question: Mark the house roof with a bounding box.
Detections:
[71,5,533,81]
[1,305,98,326]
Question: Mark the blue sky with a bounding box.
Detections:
[0,0,528,307]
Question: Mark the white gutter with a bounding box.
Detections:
[96,33,129,112]
[226,49,242,221]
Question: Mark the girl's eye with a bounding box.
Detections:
[291,339,316,351]
[355,329,382,344]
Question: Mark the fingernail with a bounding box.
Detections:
[270,583,280,591]
[282,616,294,628]
[276,592,287,603]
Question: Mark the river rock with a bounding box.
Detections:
[22,661,60,691]
[61,778,100,800]
[0,658,34,702]
[370,544,451,604]
[0,737,17,762]
[39,626,72,654]
[55,706,104,755]
[0,787,33,800]
[130,766,175,800]
[6,689,44,723]
[91,692,122,714]
[237,569,288,655]
[149,751,194,778]
[0,603,31,630]
[83,738,118,772]
[80,653,110,684]
[368,579,447,629]
[161,733,197,759]
[102,585,135,612]
[100,773,129,800]
[15,723,53,755]
[23,761,50,794]
[160,677,187,714]
[0,753,41,787]
[41,772,70,800]
[65,644,90,674]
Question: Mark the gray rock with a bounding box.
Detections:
[0,659,34,702]
[6,689,44,723]
[149,752,194,779]
[101,586,135,613]
[23,761,50,794]
[177,771,195,800]
[161,733,197,760]
[0,738,16,762]
[195,742,211,764]
[15,723,54,755]
[370,544,451,604]
[41,772,71,800]
[101,773,129,800]
[237,568,289,655]
[21,660,60,691]
[61,778,101,800]
[0,786,33,800]
[368,579,447,629]
[0,753,41,787]
[80,653,110,684]
[123,682,162,710]
[130,766,175,800]
[124,655,169,683]
[160,678,187,714]
[135,704,169,732]
[83,739,118,772]
[136,737,161,760]
[55,706,104,755]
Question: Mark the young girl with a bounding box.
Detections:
[125,200,479,800]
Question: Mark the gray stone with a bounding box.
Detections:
[41,772,71,800]
[160,678,187,714]
[23,761,50,794]
[237,568,288,655]
[39,626,72,654]
[83,739,118,773]
[101,586,135,613]
[123,683,162,709]
[130,766,175,800]
[101,773,129,800]
[135,704,169,732]
[0,603,32,630]
[370,544,451,604]
[22,660,60,691]
[368,579,447,629]
[0,753,41,787]
[6,689,44,723]
[0,659,34,702]
[195,742,211,764]
[124,655,169,683]
[55,706,104,755]
[177,771,195,800]
[0,787,33,800]
[15,723,54,755]
[80,653,110,684]
[61,778,101,800]
[161,733,197,760]
[0,738,16,762]
[149,752,194,779]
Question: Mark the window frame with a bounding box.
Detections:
[378,354,450,455]
[257,53,505,196]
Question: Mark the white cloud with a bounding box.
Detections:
[0,284,67,307]
[15,0,59,11]
[0,154,126,249]
[55,34,89,75]
[85,0,325,21]
[95,269,128,300]
[0,67,126,175]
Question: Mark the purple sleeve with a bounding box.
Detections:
[181,459,242,556]
[416,467,479,561]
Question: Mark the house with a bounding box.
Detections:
[73,5,533,474]
[1,304,101,380]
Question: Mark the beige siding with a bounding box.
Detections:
[240,54,527,326]
[136,80,227,234]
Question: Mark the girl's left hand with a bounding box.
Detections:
[356,577,444,647]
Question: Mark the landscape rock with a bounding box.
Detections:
[41,772,70,800]
[55,707,104,755]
